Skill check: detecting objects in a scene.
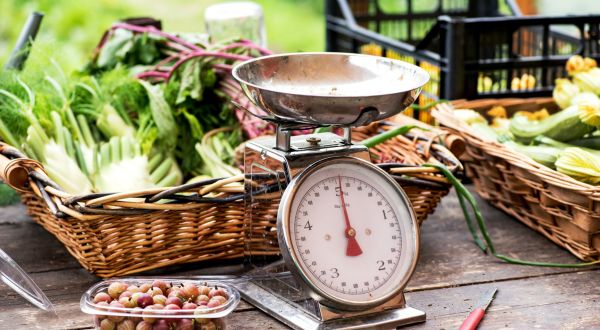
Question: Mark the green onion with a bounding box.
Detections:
[359,125,426,148]
[424,163,600,268]
[313,127,331,133]
[409,99,448,111]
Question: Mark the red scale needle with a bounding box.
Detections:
[338,176,363,257]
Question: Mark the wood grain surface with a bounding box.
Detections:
[0,187,598,329]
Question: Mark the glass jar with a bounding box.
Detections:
[204,1,267,46]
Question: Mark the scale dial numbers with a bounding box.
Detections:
[293,177,401,296]
[281,157,418,309]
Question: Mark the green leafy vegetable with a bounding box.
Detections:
[139,80,178,152]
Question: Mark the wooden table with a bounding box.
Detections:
[0,187,598,329]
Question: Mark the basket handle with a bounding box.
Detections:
[0,143,40,192]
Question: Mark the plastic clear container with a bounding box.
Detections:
[0,248,54,312]
[80,278,240,330]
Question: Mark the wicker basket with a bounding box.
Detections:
[0,116,462,277]
[433,98,600,261]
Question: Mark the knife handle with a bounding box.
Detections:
[458,308,485,330]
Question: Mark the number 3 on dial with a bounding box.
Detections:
[330,268,339,278]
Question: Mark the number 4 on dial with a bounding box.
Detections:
[304,221,313,230]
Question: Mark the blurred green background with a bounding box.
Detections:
[5,1,595,72]
[0,0,325,71]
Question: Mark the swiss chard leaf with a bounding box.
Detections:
[139,80,178,152]
[175,58,203,104]
[96,29,134,69]
[181,108,204,140]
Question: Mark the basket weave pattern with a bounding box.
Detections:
[434,99,600,261]
[1,117,461,277]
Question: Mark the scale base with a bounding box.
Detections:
[233,280,426,330]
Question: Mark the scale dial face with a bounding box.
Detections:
[278,157,419,310]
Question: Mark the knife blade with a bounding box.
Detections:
[458,288,497,330]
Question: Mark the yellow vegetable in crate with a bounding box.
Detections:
[513,108,549,121]
[566,55,587,73]
[480,75,493,92]
[453,109,487,125]
[571,92,600,127]
[552,78,580,109]
[487,105,507,118]
[510,74,536,91]
[556,147,600,184]
[491,117,511,134]
[566,55,597,74]
[509,104,597,143]
[566,55,600,94]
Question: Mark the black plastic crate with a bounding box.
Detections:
[326,0,600,122]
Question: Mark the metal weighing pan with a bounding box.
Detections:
[232,52,429,127]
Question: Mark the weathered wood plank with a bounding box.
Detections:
[0,223,82,274]
[0,204,29,224]
[406,270,600,329]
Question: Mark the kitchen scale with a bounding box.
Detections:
[231,52,429,329]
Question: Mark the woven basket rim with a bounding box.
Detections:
[0,120,462,220]
[433,99,600,197]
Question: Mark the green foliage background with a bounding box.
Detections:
[0,0,325,71]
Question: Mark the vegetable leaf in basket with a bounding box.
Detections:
[96,29,135,69]
[556,147,600,185]
[174,58,204,104]
[139,80,178,152]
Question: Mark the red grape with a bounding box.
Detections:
[182,284,199,300]
[135,321,152,330]
[127,285,140,294]
[151,319,169,330]
[116,319,135,330]
[208,287,228,299]
[119,291,133,299]
[94,292,112,304]
[195,295,209,305]
[151,280,169,293]
[209,296,227,306]
[199,321,217,330]
[177,318,194,330]
[139,283,152,293]
[198,285,211,296]
[181,302,197,310]
[136,294,154,308]
[108,282,128,299]
[152,294,167,306]
[164,297,183,308]
[100,318,116,330]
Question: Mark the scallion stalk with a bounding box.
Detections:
[424,163,600,268]
[359,125,426,148]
